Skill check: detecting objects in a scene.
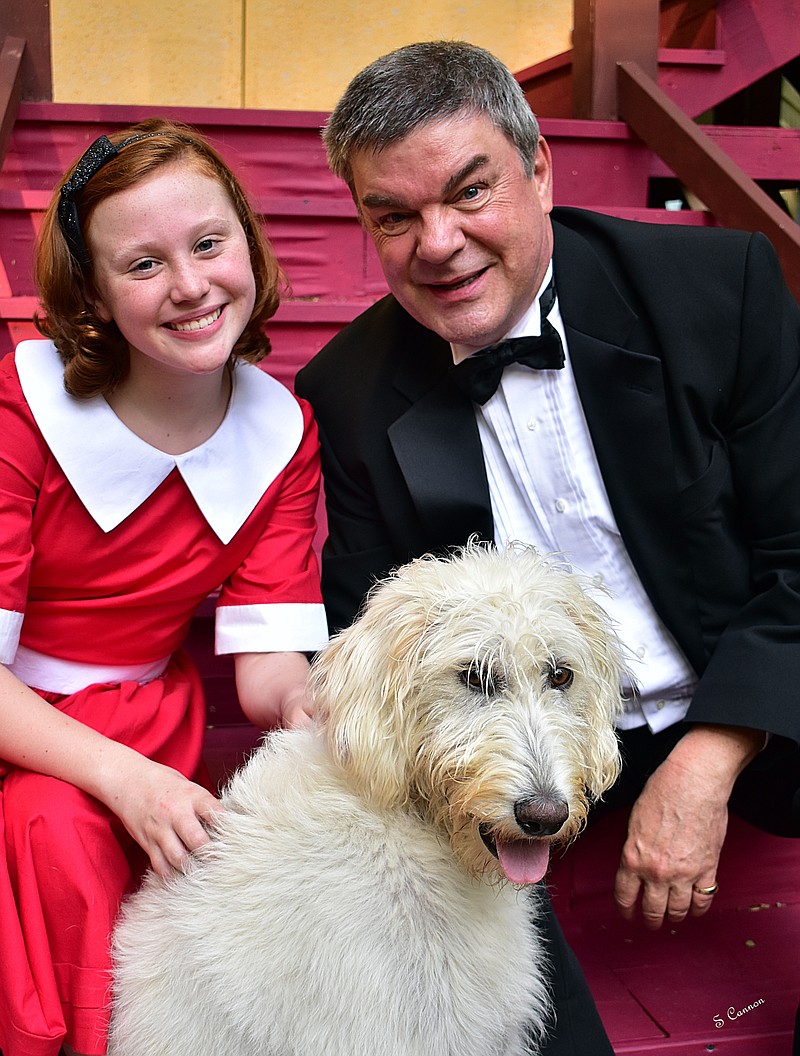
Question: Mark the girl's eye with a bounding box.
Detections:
[196,238,217,252]
[548,665,574,690]
[132,259,156,274]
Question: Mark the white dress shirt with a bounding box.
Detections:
[453,266,697,732]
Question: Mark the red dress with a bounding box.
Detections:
[0,341,328,1055]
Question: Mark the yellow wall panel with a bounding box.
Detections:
[51,0,244,107]
[244,0,571,112]
[50,0,571,111]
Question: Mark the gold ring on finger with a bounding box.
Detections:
[692,882,719,896]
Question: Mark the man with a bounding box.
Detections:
[296,39,800,1054]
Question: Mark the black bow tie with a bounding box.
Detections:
[451,279,564,404]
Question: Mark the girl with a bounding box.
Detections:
[0,119,328,1055]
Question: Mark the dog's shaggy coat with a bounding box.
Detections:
[108,544,625,1056]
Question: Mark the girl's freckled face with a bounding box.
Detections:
[87,160,256,382]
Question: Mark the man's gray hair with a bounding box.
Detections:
[323,40,540,187]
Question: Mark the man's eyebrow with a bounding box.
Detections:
[359,153,492,210]
[360,190,405,209]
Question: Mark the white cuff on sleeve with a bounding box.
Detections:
[215,603,329,656]
[0,608,24,665]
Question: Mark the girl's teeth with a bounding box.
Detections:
[169,308,221,332]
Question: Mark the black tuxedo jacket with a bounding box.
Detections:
[296,208,800,743]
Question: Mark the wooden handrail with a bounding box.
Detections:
[617,59,800,301]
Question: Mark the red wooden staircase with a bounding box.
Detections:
[0,3,797,1052]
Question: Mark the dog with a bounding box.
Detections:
[108,543,625,1056]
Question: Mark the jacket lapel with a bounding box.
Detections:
[388,333,494,548]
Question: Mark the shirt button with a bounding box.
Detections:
[656,699,666,710]
[636,646,646,659]
[555,498,567,513]
[592,572,604,587]
[527,419,538,431]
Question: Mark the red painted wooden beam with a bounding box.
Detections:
[617,59,800,301]
[0,37,25,168]
[573,0,660,119]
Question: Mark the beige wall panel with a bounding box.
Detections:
[245,0,571,112]
[51,0,244,107]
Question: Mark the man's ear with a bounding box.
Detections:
[533,136,554,215]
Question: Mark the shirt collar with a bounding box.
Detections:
[16,339,303,544]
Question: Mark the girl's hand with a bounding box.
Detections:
[0,666,220,877]
[102,754,221,877]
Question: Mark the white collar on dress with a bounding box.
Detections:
[16,339,303,544]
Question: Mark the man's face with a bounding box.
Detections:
[351,112,554,354]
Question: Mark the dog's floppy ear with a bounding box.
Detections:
[562,580,627,800]
[309,571,430,810]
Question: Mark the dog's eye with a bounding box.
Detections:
[547,665,574,690]
[461,668,483,692]
[459,666,504,696]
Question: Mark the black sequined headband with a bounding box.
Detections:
[57,131,189,267]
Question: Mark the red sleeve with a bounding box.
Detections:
[0,354,46,627]
[218,399,323,610]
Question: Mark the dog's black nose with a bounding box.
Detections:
[514,796,569,837]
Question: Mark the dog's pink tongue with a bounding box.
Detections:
[496,839,550,884]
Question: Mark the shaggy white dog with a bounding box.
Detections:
[108,543,625,1056]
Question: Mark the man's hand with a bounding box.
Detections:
[613,724,764,929]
